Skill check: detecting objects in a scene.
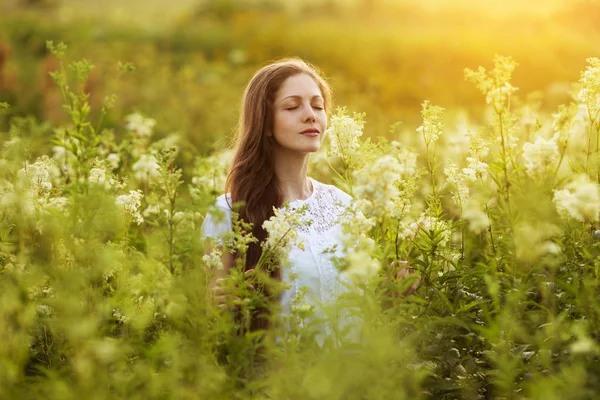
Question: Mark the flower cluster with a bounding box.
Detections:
[462,199,490,234]
[125,112,157,138]
[203,246,224,270]
[88,167,113,189]
[343,235,380,279]
[464,55,519,112]
[522,136,559,177]
[325,108,365,164]
[115,190,145,225]
[444,161,475,208]
[416,101,445,146]
[337,209,380,280]
[551,103,579,144]
[353,147,419,220]
[190,149,234,198]
[17,156,58,197]
[408,213,452,248]
[262,205,310,267]
[132,154,161,183]
[553,174,600,222]
[578,57,600,122]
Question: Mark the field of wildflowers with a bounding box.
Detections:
[0,36,599,398]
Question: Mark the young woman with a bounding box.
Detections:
[202,58,418,336]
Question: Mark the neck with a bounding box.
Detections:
[273,147,312,203]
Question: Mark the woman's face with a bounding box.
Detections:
[271,73,327,155]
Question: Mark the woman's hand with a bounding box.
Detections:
[211,269,255,311]
[388,260,421,297]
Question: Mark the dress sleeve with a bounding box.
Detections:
[201,195,233,243]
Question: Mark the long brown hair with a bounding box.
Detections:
[225,59,332,329]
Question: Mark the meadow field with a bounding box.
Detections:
[1,0,600,398]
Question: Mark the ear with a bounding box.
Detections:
[266,130,272,138]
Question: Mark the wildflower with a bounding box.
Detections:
[337,209,381,280]
[465,129,489,158]
[203,246,224,270]
[578,57,600,121]
[551,103,579,144]
[344,235,380,279]
[462,199,490,234]
[107,153,120,171]
[553,174,599,222]
[190,149,234,197]
[353,154,417,219]
[464,55,519,111]
[143,203,160,218]
[408,213,452,248]
[444,161,475,208]
[262,205,309,265]
[115,190,144,225]
[390,141,418,177]
[417,101,445,146]
[125,112,156,138]
[325,108,365,163]
[132,154,161,183]
[522,136,559,177]
[112,308,130,324]
[18,156,58,197]
[52,143,77,176]
[88,167,111,188]
[47,196,69,212]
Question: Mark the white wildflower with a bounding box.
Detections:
[417,101,445,146]
[203,246,224,270]
[553,174,599,222]
[522,136,559,177]
[465,129,490,158]
[463,199,490,234]
[18,156,59,197]
[444,161,474,208]
[132,154,161,183]
[262,205,309,264]
[125,112,156,138]
[115,190,144,225]
[578,57,600,121]
[112,308,130,324]
[88,167,111,189]
[143,204,160,218]
[464,55,519,111]
[344,235,381,279]
[190,149,234,196]
[354,155,405,218]
[464,157,488,180]
[107,153,120,171]
[325,108,365,162]
[409,213,452,248]
[47,196,69,212]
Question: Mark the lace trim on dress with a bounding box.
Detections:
[289,180,349,306]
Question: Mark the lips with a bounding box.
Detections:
[300,128,320,137]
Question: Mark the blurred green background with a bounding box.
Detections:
[1,0,599,151]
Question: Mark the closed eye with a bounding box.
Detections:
[286,106,299,111]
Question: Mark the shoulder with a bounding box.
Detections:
[213,193,233,212]
[312,179,352,206]
[202,194,234,239]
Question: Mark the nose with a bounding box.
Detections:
[303,105,316,123]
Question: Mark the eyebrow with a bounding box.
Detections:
[280,95,324,103]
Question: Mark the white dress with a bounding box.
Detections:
[201,178,356,343]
